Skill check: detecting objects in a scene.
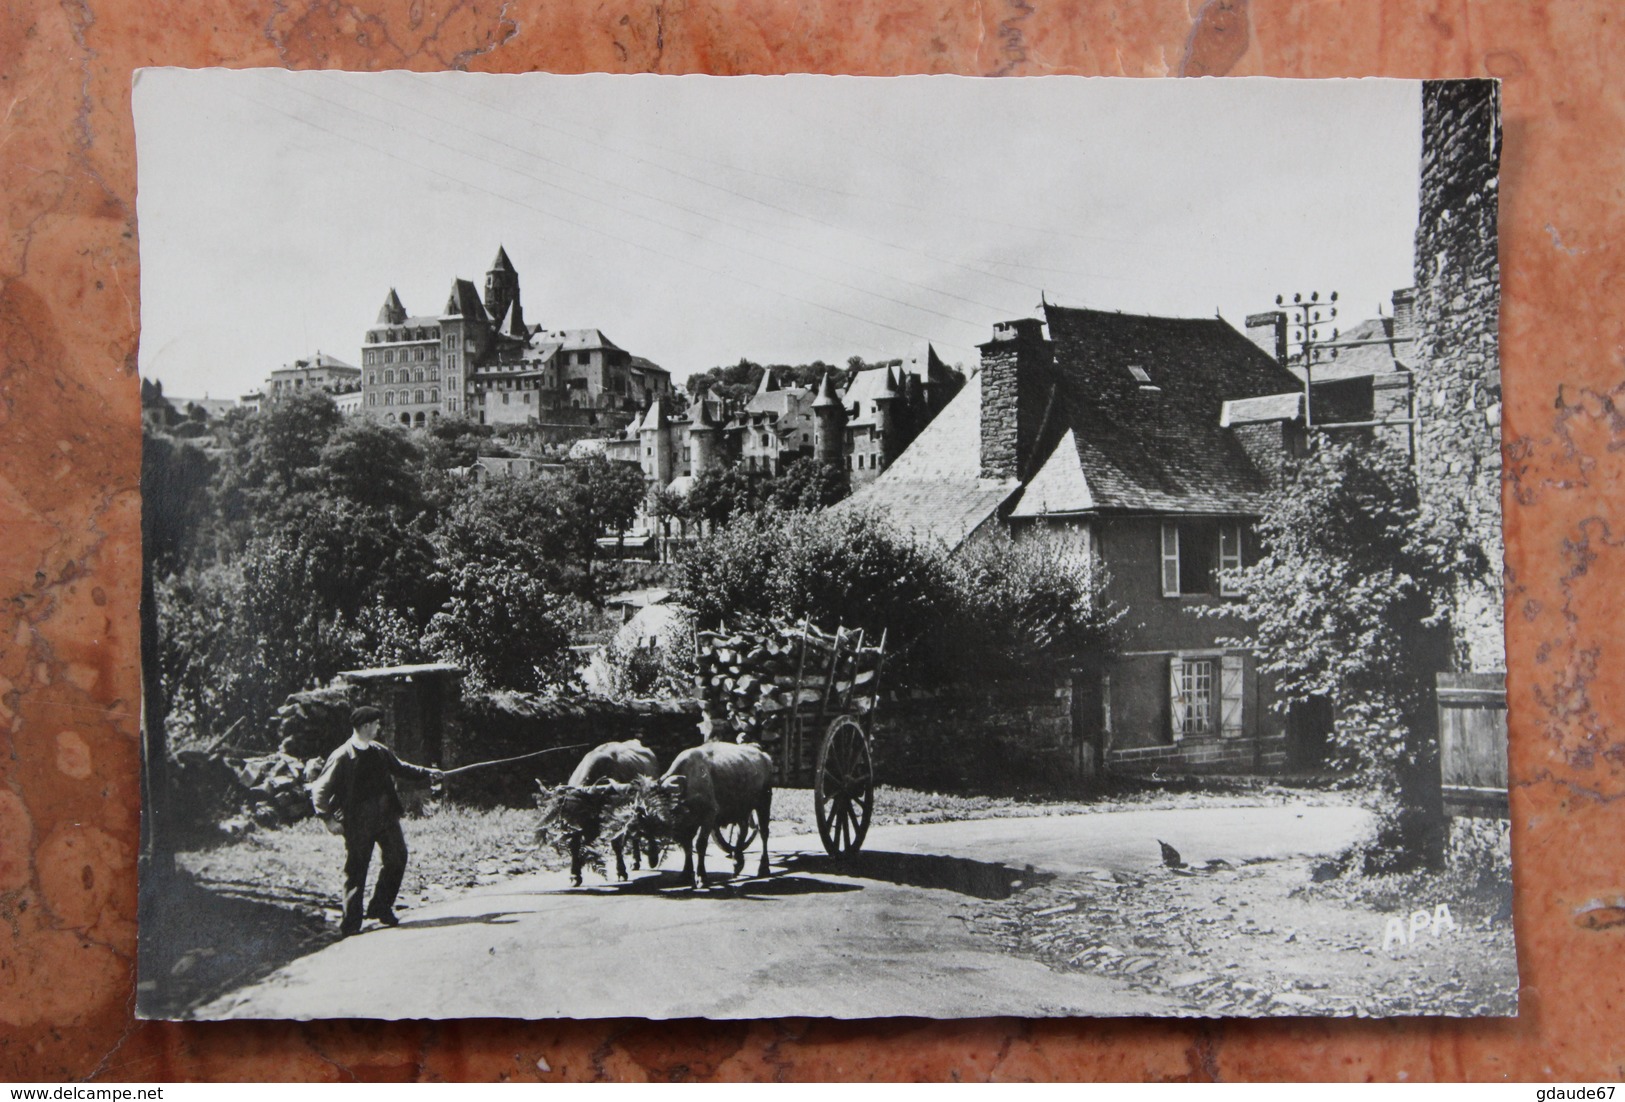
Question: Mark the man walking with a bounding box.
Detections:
[311,705,444,936]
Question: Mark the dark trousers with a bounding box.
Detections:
[341,814,408,933]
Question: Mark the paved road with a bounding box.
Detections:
[196,804,1371,1020]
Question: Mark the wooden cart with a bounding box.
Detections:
[695,620,887,858]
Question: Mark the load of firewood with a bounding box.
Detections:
[693,619,882,744]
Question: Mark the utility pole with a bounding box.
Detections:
[1274,290,1419,452]
[1274,291,1339,429]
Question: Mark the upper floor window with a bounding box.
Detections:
[1161,521,1246,598]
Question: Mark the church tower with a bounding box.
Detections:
[483,246,523,332]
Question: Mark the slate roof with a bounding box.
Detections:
[272,351,359,378]
[1008,429,1094,516]
[538,328,623,353]
[836,371,1019,548]
[628,355,670,377]
[366,315,442,338]
[1031,303,1303,516]
[443,278,487,320]
[843,365,897,427]
[376,288,406,324]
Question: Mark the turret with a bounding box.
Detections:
[638,396,672,485]
[812,371,847,469]
[688,398,720,477]
[872,365,898,464]
[377,288,406,326]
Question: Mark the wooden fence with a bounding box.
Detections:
[1436,672,1509,818]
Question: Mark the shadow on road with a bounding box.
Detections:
[544,870,864,900]
[137,863,339,1020]
[392,910,521,930]
[781,850,1051,900]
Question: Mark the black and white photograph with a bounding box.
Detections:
[133,71,1511,1021]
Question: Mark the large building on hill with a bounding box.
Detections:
[359,247,672,429]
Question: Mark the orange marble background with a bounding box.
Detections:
[1,0,1621,1082]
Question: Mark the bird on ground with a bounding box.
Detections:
[1157,840,1185,869]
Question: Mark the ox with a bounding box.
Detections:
[552,740,659,887]
[633,741,773,890]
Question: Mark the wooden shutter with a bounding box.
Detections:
[1169,658,1186,741]
[1161,523,1181,597]
[1220,654,1245,737]
[1219,523,1244,596]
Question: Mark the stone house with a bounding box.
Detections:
[841,305,1350,775]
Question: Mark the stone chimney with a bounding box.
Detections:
[1391,287,1417,340]
[1245,310,1288,364]
[978,318,1052,482]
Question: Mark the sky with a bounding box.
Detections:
[133,70,1422,400]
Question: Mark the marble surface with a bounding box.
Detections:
[1,0,1622,1082]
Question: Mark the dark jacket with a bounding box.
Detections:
[311,737,435,825]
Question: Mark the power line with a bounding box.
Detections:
[402,73,1073,305]
[344,73,1030,320]
[274,74,998,338]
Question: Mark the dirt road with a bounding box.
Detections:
[194,804,1372,1020]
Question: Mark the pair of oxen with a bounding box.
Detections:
[541,738,773,891]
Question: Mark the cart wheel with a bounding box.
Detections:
[815,715,874,857]
[710,817,759,862]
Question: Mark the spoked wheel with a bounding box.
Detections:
[710,816,759,862]
[815,715,874,857]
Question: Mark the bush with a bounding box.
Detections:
[674,509,1117,689]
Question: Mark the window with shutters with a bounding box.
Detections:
[1169,657,1215,740]
[1161,520,1247,597]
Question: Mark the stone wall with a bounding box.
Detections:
[450,692,703,806]
[872,679,1097,794]
[1415,79,1504,673]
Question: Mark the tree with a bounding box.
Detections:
[421,560,586,694]
[556,455,648,574]
[770,456,850,511]
[1204,439,1486,869]
[142,427,217,577]
[945,529,1119,680]
[434,474,583,593]
[317,418,428,515]
[686,463,759,527]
